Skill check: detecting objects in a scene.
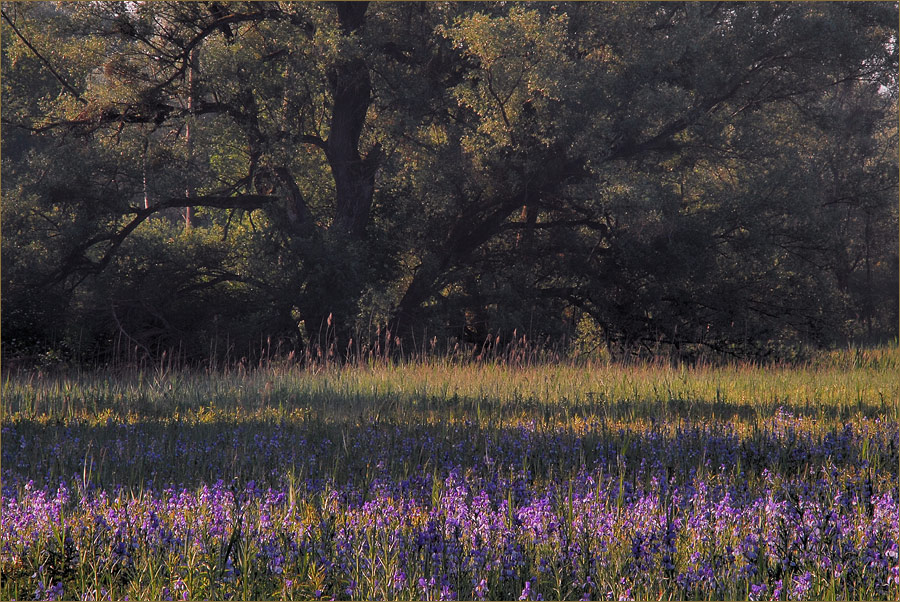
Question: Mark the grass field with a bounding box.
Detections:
[1,349,898,600]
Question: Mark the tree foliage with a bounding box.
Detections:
[2,1,897,363]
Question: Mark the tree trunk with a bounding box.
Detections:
[184,48,197,230]
[326,2,379,239]
[293,1,379,351]
[142,135,150,209]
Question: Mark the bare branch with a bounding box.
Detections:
[1,9,88,105]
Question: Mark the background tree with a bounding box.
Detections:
[2,1,896,364]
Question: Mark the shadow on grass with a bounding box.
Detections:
[3,388,897,495]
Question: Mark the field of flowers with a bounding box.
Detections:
[2,349,898,601]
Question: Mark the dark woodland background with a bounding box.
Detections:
[2,1,897,365]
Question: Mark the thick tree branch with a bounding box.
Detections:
[19,98,234,136]
[46,194,277,288]
[299,134,328,150]
[272,167,316,236]
[500,217,609,233]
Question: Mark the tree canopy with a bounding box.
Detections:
[2,1,897,364]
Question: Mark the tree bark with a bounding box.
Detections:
[326,2,379,239]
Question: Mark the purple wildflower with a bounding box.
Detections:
[772,579,784,599]
[518,579,532,601]
[749,583,767,601]
[791,571,813,600]
[474,578,488,600]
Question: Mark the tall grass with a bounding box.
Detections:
[4,346,897,422]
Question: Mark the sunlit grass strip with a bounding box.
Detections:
[3,350,898,421]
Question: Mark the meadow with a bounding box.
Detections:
[1,349,898,601]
